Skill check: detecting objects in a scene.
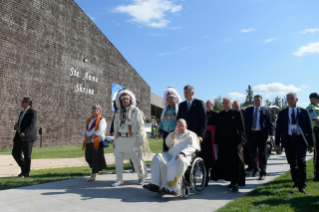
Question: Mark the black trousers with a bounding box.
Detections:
[85,143,107,174]
[244,145,253,168]
[12,139,34,176]
[314,128,319,176]
[285,135,307,189]
[248,131,268,176]
[162,131,172,152]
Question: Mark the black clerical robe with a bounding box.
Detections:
[211,109,246,186]
[199,110,218,169]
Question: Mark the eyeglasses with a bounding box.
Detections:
[93,107,99,110]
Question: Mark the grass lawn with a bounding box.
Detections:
[0,138,163,159]
[217,159,319,212]
[0,161,152,191]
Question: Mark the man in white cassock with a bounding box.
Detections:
[143,119,200,195]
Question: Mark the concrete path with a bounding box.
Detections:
[0,152,313,212]
[0,153,156,177]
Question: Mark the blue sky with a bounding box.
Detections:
[74,0,319,107]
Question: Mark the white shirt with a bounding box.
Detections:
[83,117,107,142]
[252,106,261,130]
[288,107,300,135]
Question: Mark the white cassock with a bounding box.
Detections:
[150,130,200,195]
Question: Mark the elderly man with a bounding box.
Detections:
[177,85,207,142]
[276,92,314,194]
[111,89,151,187]
[211,97,245,192]
[143,119,200,195]
[158,87,182,152]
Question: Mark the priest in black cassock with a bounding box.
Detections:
[199,100,218,186]
[211,97,246,192]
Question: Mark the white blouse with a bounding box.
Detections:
[83,117,107,142]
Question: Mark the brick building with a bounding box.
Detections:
[0,0,150,150]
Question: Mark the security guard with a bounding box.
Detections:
[306,92,319,181]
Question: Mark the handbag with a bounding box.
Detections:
[101,140,109,148]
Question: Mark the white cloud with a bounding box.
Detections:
[114,0,182,28]
[253,83,301,96]
[240,28,255,33]
[159,46,188,56]
[263,38,277,43]
[87,14,96,21]
[228,92,246,99]
[302,29,319,34]
[170,26,182,30]
[293,42,319,56]
[203,36,209,38]
[300,84,310,89]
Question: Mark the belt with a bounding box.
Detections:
[288,134,302,138]
[118,133,129,137]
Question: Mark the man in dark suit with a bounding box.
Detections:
[245,95,275,180]
[177,85,207,142]
[12,97,37,178]
[233,101,253,171]
[275,92,314,194]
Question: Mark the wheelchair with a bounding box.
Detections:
[180,154,207,198]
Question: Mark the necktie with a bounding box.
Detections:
[291,109,296,125]
[187,102,191,112]
[252,108,258,129]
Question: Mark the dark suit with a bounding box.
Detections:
[12,107,37,176]
[245,106,275,176]
[177,98,207,139]
[275,107,314,188]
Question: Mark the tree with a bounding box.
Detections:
[264,99,271,106]
[213,96,223,112]
[244,85,254,106]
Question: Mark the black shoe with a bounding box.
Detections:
[161,187,176,195]
[259,175,265,180]
[228,183,234,188]
[252,170,259,177]
[143,183,159,192]
[298,188,308,194]
[292,183,298,189]
[245,167,254,171]
[314,173,319,181]
[231,185,239,192]
[17,173,28,178]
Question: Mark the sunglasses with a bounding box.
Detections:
[93,107,100,110]
[21,101,26,103]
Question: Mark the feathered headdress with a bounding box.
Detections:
[161,87,182,121]
[115,89,136,109]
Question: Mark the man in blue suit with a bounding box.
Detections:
[275,92,314,194]
[177,85,207,143]
[245,95,275,180]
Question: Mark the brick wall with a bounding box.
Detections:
[0,0,151,150]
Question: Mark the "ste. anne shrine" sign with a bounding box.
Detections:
[69,67,97,95]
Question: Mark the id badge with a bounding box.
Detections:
[291,124,297,135]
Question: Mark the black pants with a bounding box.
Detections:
[285,135,307,189]
[244,145,253,168]
[85,143,107,174]
[248,131,267,176]
[162,131,172,152]
[314,128,319,177]
[12,139,34,176]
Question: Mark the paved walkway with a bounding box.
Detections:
[0,152,313,212]
[0,153,156,177]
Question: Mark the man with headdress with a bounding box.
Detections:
[158,86,182,152]
[111,89,151,187]
[211,97,246,192]
[200,100,218,186]
[143,119,200,195]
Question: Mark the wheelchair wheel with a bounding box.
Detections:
[182,185,190,198]
[189,157,207,194]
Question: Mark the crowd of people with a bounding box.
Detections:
[11,86,319,196]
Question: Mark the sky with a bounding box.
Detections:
[74,0,319,107]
